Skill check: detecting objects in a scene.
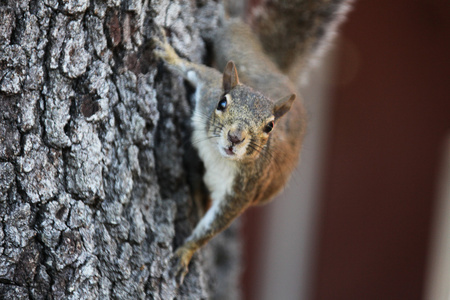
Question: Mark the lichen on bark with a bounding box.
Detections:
[0,0,241,299]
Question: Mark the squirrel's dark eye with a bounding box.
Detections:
[264,121,274,134]
[217,96,227,111]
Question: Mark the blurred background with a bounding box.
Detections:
[241,0,450,299]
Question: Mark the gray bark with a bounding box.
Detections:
[0,0,241,299]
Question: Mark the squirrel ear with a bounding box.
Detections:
[223,61,240,93]
[274,94,296,120]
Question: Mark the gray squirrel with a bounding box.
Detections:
[154,0,352,285]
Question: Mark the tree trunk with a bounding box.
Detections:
[0,0,241,299]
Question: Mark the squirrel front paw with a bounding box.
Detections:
[168,243,196,286]
[152,29,181,66]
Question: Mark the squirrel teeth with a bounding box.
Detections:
[225,146,235,156]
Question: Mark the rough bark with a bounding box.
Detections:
[0,0,241,299]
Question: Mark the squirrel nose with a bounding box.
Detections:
[228,130,245,145]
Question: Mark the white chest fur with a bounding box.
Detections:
[191,114,236,203]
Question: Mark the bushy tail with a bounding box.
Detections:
[229,0,353,80]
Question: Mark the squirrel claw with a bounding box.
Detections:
[152,28,180,65]
[173,264,188,287]
[168,257,188,287]
[153,40,180,66]
[168,245,194,287]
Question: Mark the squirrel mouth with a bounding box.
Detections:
[224,146,235,156]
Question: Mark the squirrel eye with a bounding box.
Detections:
[217,96,227,111]
[264,121,274,134]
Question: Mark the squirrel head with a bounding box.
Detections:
[208,61,296,162]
